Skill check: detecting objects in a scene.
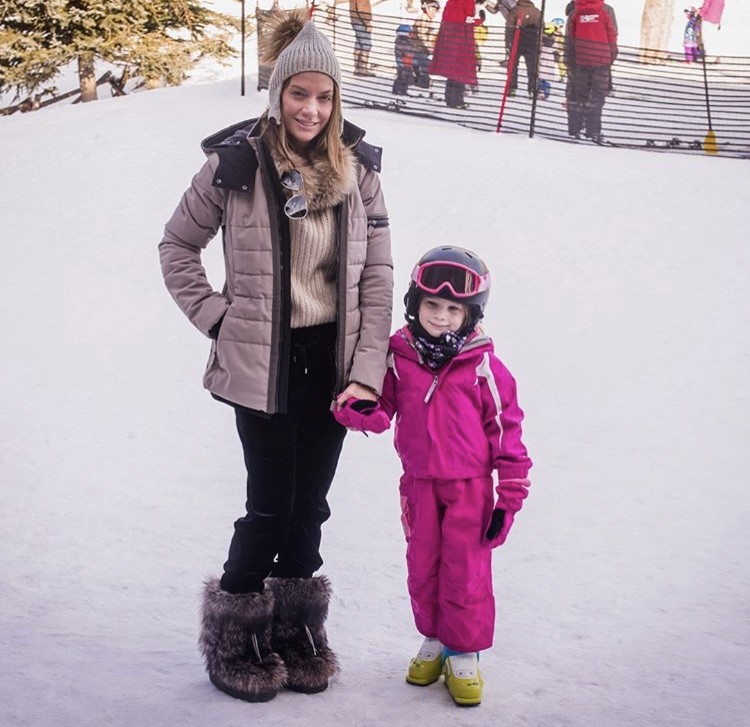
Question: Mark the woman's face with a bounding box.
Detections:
[418,295,468,337]
[281,72,335,147]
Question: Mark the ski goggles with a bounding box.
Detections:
[412,260,490,298]
[281,169,308,219]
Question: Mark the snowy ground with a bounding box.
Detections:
[1,4,749,727]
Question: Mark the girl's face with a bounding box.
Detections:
[281,72,335,147]
[418,295,468,337]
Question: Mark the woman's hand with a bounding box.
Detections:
[336,382,377,409]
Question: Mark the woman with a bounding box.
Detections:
[158,10,393,702]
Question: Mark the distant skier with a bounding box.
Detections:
[683,6,704,63]
[504,0,543,97]
[537,23,560,99]
[429,0,482,108]
[564,0,618,142]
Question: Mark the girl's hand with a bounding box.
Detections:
[333,396,391,434]
[336,382,376,409]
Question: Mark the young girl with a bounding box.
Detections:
[683,7,704,64]
[159,10,393,702]
[537,23,560,100]
[335,246,532,706]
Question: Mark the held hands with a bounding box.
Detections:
[336,382,377,408]
[333,397,390,434]
[485,478,531,547]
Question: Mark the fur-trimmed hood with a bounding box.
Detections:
[265,123,357,212]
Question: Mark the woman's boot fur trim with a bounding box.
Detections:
[267,575,339,693]
[199,577,287,702]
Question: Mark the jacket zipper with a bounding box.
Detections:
[424,374,439,403]
[335,202,348,396]
[255,139,291,414]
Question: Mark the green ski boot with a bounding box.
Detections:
[444,652,483,706]
[406,637,443,686]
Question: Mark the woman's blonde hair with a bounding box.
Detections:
[266,77,348,176]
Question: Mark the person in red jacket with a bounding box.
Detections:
[429,0,482,108]
[564,0,618,143]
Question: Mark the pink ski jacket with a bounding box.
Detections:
[379,327,532,481]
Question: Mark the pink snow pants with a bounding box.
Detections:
[399,474,496,652]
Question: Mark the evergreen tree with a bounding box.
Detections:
[0,1,69,101]
[122,1,240,88]
[0,0,239,104]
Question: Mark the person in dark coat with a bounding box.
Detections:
[429,0,480,108]
[412,0,442,87]
[504,0,542,97]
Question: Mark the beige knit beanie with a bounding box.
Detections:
[262,9,342,127]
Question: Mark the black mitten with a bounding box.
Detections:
[485,509,506,540]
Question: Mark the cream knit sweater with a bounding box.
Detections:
[289,206,338,328]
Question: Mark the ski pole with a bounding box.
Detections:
[700,44,718,154]
[529,0,547,138]
[497,16,522,132]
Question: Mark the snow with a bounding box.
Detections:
[1,5,749,727]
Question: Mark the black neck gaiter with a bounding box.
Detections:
[409,321,472,371]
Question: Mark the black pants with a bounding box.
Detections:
[509,40,539,94]
[445,79,465,108]
[221,323,347,593]
[567,65,610,137]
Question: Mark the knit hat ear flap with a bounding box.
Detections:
[262,8,342,130]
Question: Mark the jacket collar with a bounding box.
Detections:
[201,118,381,194]
[391,326,492,362]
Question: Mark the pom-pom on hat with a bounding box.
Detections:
[262,8,342,127]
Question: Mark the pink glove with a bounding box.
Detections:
[485,478,530,548]
[333,398,390,434]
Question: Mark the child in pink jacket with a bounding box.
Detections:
[334,245,532,706]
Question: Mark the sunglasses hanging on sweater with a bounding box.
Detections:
[280,169,308,220]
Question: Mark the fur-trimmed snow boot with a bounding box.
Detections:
[267,575,339,693]
[199,577,287,702]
